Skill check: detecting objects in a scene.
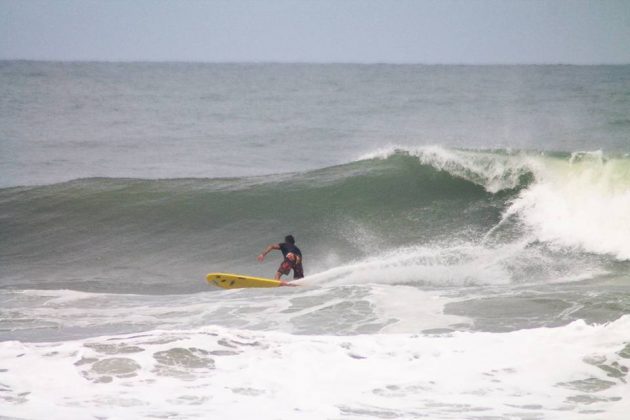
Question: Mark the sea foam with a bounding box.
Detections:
[364,146,630,260]
[1,316,628,419]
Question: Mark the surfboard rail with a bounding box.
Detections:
[206,272,283,289]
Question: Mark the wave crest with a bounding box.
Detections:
[360,145,535,193]
[362,146,630,260]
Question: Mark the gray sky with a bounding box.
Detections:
[1,0,629,64]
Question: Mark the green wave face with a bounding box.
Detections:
[1,147,629,292]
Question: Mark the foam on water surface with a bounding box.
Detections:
[0,284,471,341]
[1,317,629,419]
[2,63,630,419]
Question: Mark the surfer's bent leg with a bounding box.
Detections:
[276,259,292,279]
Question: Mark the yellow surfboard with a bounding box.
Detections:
[206,272,284,289]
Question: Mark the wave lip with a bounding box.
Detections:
[359,145,536,193]
[362,146,630,261]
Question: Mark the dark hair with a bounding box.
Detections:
[284,235,295,244]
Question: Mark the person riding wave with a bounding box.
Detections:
[257,235,304,284]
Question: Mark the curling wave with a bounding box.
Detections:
[1,146,629,292]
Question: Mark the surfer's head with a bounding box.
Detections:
[285,235,295,244]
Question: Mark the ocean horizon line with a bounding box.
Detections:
[2,58,630,66]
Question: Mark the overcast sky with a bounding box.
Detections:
[1,0,629,64]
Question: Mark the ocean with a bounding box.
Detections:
[1,61,629,419]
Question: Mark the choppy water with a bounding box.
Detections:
[1,62,629,419]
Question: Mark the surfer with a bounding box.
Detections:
[257,235,304,284]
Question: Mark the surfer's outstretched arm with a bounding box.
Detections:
[257,243,280,262]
